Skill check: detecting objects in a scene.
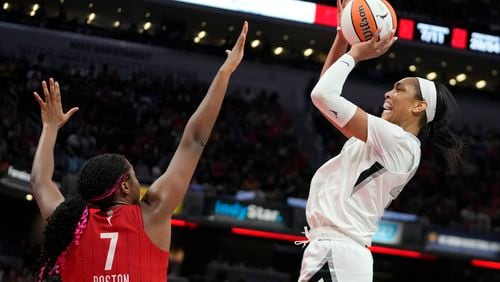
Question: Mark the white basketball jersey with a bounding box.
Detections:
[306,114,421,247]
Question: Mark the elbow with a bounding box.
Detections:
[310,87,326,109]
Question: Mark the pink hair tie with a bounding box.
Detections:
[90,173,128,203]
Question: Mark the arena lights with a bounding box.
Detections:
[256,30,262,36]
[250,39,261,48]
[389,52,396,59]
[408,65,417,72]
[303,48,314,57]
[493,70,498,77]
[200,21,206,27]
[449,79,457,86]
[143,22,152,31]
[456,73,467,82]
[32,3,39,11]
[88,3,94,9]
[145,12,151,18]
[273,46,284,56]
[2,2,8,10]
[415,57,421,63]
[197,30,206,39]
[87,12,96,24]
[475,80,487,89]
[193,36,201,43]
[466,65,472,72]
[25,194,33,201]
[228,26,234,32]
[426,72,437,80]
[283,35,289,41]
[113,21,120,28]
[440,61,447,68]
[116,7,122,13]
[29,10,36,17]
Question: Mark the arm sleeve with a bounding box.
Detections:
[310,54,358,127]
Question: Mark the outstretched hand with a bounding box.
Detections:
[33,78,79,129]
[348,29,397,63]
[220,21,248,74]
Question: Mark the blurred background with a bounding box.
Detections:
[0,0,499,281]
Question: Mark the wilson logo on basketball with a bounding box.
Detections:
[358,5,374,41]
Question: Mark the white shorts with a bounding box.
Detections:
[298,227,373,282]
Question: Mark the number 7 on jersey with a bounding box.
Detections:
[100,232,119,271]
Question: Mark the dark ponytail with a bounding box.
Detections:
[34,154,130,281]
[34,195,88,280]
[427,82,464,173]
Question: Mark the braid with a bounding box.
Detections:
[34,154,130,280]
[34,195,87,280]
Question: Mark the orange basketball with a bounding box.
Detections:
[340,0,397,45]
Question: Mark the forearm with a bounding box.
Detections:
[320,33,349,77]
[184,69,231,146]
[311,54,358,127]
[31,125,58,185]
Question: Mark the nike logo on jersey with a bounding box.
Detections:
[106,210,113,226]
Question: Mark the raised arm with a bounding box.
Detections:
[311,29,396,141]
[141,22,248,221]
[31,78,79,221]
[320,0,351,77]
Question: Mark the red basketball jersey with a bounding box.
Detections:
[61,204,169,281]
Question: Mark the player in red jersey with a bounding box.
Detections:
[30,22,248,282]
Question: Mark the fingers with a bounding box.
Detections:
[370,29,382,44]
[66,107,79,119]
[225,50,231,55]
[42,80,51,104]
[235,21,248,50]
[33,92,45,107]
[54,81,62,105]
[49,78,56,102]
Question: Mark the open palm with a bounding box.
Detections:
[33,78,79,128]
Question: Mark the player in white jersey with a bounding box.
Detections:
[298,1,463,281]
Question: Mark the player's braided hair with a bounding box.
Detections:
[34,154,130,281]
[413,79,464,173]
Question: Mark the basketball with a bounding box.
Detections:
[340,0,397,45]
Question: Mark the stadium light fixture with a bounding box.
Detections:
[193,36,201,43]
[303,48,314,57]
[274,46,284,55]
[86,12,95,24]
[426,72,437,80]
[456,73,467,82]
[415,57,421,63]
[492,70,498,77]
[25,194,33,201]
[113,21,120,28]
[29,10,36,16]
[449,79,457,86]
[440,61,447,68]
[197,30,206,39]
[145,12,151,18]
[88,3,94,9]
[117,7,122,13]
[475,80,486,89]
[2,2,9,10]
[32,3,39,11]
[389,52,396,59]
[250,39,261,48]
[408,65,417,72]
[144,22,152,31]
